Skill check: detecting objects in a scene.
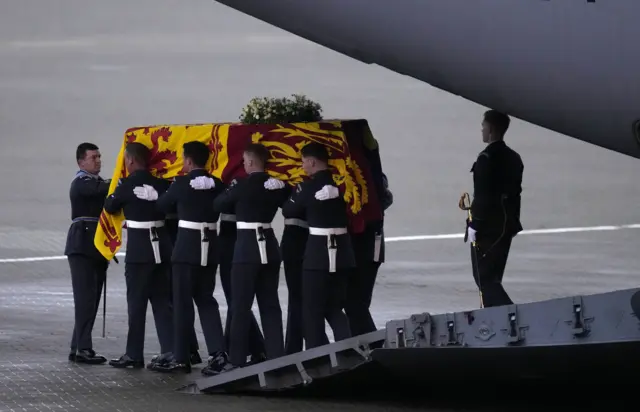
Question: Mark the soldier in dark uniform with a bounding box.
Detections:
[280,212,309,354]
[151,141,228,375]
[214,143,289,372]
[345,173,393,336]
[282,142,354,349]
[65,142,110,364]
[466,110,523,308]
[146,210,202,369]
[218,210,267,364]
[103,142,174,368]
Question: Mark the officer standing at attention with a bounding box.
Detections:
[466,110,523,308]
[217,209,267,364]
[280,206,309,354]
[345,173,393,336]
[103,142,174,368]
[149,141,228,375]
[65,142,110,365]
[146,206,202,370]
[282,142,353,349]
[213,143,290,373]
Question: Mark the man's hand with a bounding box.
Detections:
[264,177,285,190]
[315,185,339,201]
[190,176,215,190]
[468,227,476,244]
[133,184,158,201]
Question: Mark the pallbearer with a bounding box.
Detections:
[345,173,393,336]
[103,142,174,369]
[214,143,290,373]
[280,211,309,354]
[146,207,202,369]
[282,142,353,349]
[65,142,110,365]
[217,209,267,364]
[149,141,229,374]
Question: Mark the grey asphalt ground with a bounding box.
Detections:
[1,1,639,411]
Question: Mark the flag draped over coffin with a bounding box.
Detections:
[94,119,385,261]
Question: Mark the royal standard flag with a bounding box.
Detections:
[94,119,384,261]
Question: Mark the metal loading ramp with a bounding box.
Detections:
[179,288,640,395]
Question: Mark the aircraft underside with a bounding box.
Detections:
[211,0,640,159]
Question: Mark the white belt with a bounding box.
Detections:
[178,220,216,266]
[284,218,309,228]
[126,220,165,229]
[220,213,236,222]
[309,227,347,273]
[237,222,272,230]
[178,220,217,231]
[308,227,347,236]
[237,221,272,264]
[126,220,164,264]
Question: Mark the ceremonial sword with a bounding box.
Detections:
[459,192,484,308]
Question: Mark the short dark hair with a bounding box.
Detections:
[483,110,510,137]
[244,143,269,166]
[183,141,210,168]
[300,142,329,163]
[76,142,99,161]
[125,142,151,167]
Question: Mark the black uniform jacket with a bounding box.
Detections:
[104,169,172,264]
[156,168,225,266]
[470,140,523,237]
[282,169,355,271]
[64,170,110,261]
[213,172,290,264]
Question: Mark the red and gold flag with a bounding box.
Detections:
[94,120,383,261]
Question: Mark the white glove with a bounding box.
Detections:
[264,177,285,190]
[315,185,339,201]
[190,176,215,190]
[133,184,158,201]
[468,227,476,243]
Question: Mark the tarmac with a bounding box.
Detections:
[1,0,640,411]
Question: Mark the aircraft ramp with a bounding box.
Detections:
[179,287,640,396]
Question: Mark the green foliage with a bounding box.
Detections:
[239,94,323,124]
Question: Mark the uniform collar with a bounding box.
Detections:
[312,168,332,179]
[188,168,208,177]
[76,169,102,180]
[129,168,151,177]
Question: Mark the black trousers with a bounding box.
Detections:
[302,269,351,349]
[219,254,266,357]
[471,233,514,308]
[228,263,283,366]
[168,265,199,353]
[124,262,173,361]
[68,255,108,351]
[172,263,225,364]
[344,261,381,336]
[284,259,304,354]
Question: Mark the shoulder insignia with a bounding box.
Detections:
[295,183,303,193]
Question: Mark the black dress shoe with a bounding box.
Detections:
[248,353,267,366]
[109,354,144,369]
[146,352,173,370]
[151,360,191,374]
[190,351,203,365]
[201,351,228,376]
[68,352,76,361]
[74,349,107,365]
